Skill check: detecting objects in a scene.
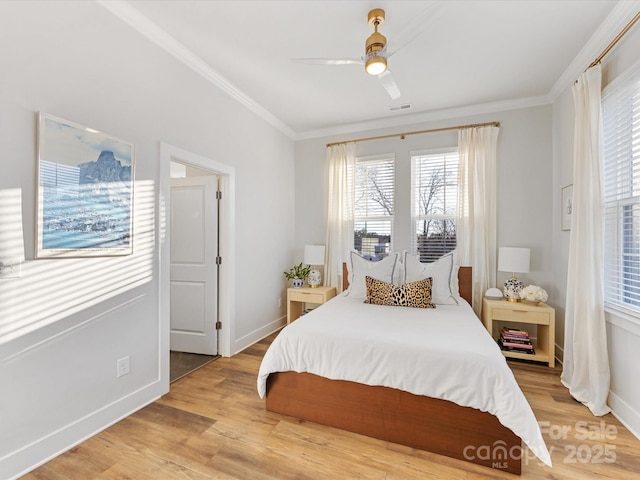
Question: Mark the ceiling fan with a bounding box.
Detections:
[292,3,441,100]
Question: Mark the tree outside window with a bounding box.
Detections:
[412,151,458,263]
[353,156,394,261]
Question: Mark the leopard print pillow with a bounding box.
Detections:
[364,276,436,309]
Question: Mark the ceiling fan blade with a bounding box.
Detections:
[387,0,444,57]
[292,58,363,66]
[379,70,401,100]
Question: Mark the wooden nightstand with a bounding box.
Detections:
[287,286,336,323]
[482,297,555,367]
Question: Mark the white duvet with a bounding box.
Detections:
[257,294,551,467]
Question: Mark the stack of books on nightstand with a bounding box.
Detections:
[498,327,535,354]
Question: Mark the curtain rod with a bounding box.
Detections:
[589,10,640,68]
[326,121,500,148]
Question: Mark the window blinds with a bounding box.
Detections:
[354,156,394,261]
[603,61,640,312]
[411,150,458,262]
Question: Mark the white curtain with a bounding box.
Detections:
[457,126,500,315]
[324,143,356,291]
[561,64,611,417]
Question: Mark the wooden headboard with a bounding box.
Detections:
[342,263,473,305]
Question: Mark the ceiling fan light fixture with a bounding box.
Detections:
[365,9,388,76]
[365,55,387,75]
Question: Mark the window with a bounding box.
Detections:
[411,150,458,262]
[354,155,394,261]
[603,62,640,313]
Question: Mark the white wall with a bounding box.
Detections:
[0,2,293,478]
[295,107,555,291]
[551,19,640,437]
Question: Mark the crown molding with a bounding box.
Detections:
[97,0,639,144]
[549,0,640,101]
[294,95,552,141]
[96,0,297,140]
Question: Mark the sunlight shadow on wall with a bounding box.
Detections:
[0,180,155,346]
[0,188,25,276]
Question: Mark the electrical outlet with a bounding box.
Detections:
[117,356,130,377]
[278,297,282,308]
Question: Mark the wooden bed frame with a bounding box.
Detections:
[265,265,522,475]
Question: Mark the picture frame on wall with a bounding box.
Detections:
[561,184,573,231]
[36,112,135,258]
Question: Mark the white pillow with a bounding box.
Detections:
[450,264,461,299]
[403,251,459,305]
[347,252,399,299]
[448,249,461,299]
[393,259,404,286]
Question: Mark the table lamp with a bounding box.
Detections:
[498,247,530,302]
[304,245,325,288]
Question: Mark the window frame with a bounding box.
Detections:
[410,148,459,263]
[602,59,640,321]
[353,153,395,261]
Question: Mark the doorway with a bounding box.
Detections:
[160,143,236,387]
[169,163,219,381]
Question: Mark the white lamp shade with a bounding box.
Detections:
[304,245,325,266]
[498,247,530,274]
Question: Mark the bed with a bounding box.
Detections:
[258,253,551,474]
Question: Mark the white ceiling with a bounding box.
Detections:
[107,0,636,139]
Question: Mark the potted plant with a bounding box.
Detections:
[284,262,311,287]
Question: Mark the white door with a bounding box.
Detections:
[170,175,219,355]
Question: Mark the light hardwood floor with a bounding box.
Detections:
[24,333,640,479]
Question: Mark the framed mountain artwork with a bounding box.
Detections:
[36,112,134,258]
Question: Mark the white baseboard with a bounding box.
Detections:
[232,316,285,356]
[1,379,166,480]
[609,390,640,441]
[554,342,564,365]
